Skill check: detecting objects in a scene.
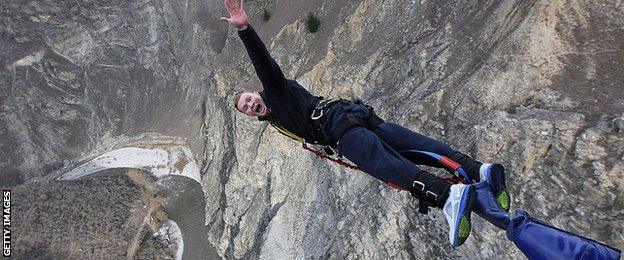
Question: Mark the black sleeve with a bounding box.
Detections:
[238,24,287,92]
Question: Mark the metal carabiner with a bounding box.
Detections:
[311,109,324,120]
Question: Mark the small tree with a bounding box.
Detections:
[306,12,320,33]
[262,8,271,22]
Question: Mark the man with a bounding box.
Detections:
[221,0,509,247]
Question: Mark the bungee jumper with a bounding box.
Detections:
[220,0,507,248]
[220,0,622,257]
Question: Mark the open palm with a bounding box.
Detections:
[221,0,248,29]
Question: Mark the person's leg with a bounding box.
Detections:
[372,122,483,181]
[320,100,476,247]
[373,122,509,211]
[337,126,449,198]
[338,127,475,247]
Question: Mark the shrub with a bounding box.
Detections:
[262,8,271,22]
[305,12,320,33]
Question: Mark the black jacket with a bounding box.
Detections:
[238,25,326,143]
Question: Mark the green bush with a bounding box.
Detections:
[262,8,271,22]
[305,12,320,33]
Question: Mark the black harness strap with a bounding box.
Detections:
[329,100,384,144]
[410,180,441,214]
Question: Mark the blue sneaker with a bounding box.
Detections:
[479,163,510,212]
[474,182,510,230]
[443,184,476,247]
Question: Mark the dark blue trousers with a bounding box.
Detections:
[320,100,459,191]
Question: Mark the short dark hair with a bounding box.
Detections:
[233,91,243,112]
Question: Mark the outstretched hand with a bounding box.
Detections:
[220,0,248,30]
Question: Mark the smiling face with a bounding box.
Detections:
[235,92,268,117]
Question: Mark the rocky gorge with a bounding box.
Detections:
[1,0,623,259]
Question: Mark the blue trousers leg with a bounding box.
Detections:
[337,127,419,189]
[321,100,451,203]
[373,123,481,180]
[337,126,451,202]
[373,123,453,166]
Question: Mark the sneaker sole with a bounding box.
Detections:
[453,185,476,247]
[488,164,510,212]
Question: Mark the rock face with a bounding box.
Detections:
[0,0,223,185]
[1,0,623,259]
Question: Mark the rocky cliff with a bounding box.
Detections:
[1,0,623,259]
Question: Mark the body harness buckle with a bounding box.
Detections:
[311,99,336,120]
[412,180,440,214]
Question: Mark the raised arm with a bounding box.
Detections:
[221,0,287,91]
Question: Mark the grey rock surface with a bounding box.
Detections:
[0,0,222,185]
[1,0,623,259]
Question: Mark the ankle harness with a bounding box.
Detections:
[399,150,473,214]
[411,180,442,214]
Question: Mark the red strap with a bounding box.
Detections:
[387,182,407,191]
[439,156,461,171]
[440,173,464,184]
[302,144,361,171]
[303,144,465,185]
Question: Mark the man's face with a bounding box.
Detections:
[236,92,268,117]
